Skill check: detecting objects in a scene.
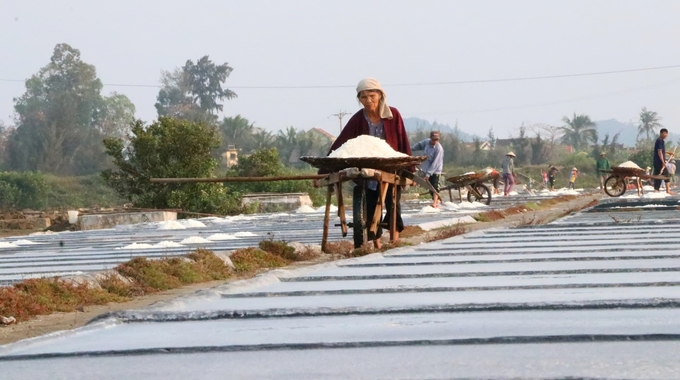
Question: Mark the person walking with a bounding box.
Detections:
[596,152,611,193]
[541,169,548,189]
[411,131,444,207]
[653,128,668,193]
[667,153,677,189]
[568,167,578,189]
[324,78,412,249]
[548,165,559,191]
[501,152,516,196]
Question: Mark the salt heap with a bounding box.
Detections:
[157,221,187,230]
[179,219,207,228]
[207,233,239,241]
[617,161,642,169]
[234,232,258,237]
[181,236,213,244]
[295,205,317,214]
[153,241,184,248]
[420,205,441,213]
[329,135,408,158]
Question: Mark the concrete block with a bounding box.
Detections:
[241,193,313,213]
[418,215,477,231]
[79,211,177,231]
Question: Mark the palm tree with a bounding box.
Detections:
[637,107,663,141]
[220,115,253,139]
[251,129,274,150]
[559,113,597,152]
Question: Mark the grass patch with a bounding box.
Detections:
[524,202,541,211]
[258,240,298,261]
[230,247,289,273]
[258,240,323,262]
[324,240,354,256]
[474,210,505,222]
[0,278,124,322]
[0,245,324,324]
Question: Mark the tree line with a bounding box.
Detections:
[0,43,332,177]
[0,43,669,212]
[408,108,666,172]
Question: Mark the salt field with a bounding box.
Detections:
[2,195,680,379]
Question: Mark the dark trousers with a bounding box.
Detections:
[365,185,403,241]
[654,163,665,190]
[428,174,441,199]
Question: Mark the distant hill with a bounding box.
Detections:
[404,117,675,147]
[593,119,637,147]
[403,117,482,142]
[593,119,679,147]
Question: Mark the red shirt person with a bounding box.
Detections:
[326,78,412,249]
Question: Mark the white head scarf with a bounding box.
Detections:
[356,78,393,119]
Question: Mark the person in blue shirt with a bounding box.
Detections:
[653,128,669,192]
[411,131,444,207]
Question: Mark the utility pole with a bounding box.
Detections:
[329,111,351,135]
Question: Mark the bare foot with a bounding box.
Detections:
[373,239,382,250]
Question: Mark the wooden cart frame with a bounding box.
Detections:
[315,168,415,252]
[603,168,670,197]
[439,172,499,205]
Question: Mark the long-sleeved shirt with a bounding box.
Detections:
[501,157,514,175]
[411,139,444,176]
[596,157,611,172]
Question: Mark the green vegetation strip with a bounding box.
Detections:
[0,241,324,323]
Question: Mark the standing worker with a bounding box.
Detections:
[667,153,677,190]
[548,165,559,191]
[541,169,548,189]
[501,152,516,196]
[653,128,669,193]
[596,152,611,193]
[411,131,444,208]
[568,167,579,189]
[324,78,412,249]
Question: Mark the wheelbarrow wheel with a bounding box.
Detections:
[352,185,368,249]
[467,183,492,205]
[604,175,626,197]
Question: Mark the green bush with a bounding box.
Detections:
[43,174,124,208]
[102,117,234,214]
[0,171,47,209]
[224,148,326,207]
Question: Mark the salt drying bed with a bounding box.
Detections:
[0,199,510,285]
[1,197,680,378]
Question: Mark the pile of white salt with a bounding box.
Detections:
[617,161,642,169]
[329,135,408,158]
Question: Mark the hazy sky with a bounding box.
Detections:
[1,0,679,138]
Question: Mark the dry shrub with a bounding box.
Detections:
[0,249,282,324]
[426,224,466,242]
[258,240,299,261]
[116,257,183,292]
[474,210,505,222]
[0,278,123,322]
[400,225,425,239]
[230,247,289,273]
[503,205,528,215]
[98,273,143,298]
[324,240,354,256]
[186,248,234,280]
[293,245,323,261]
